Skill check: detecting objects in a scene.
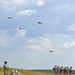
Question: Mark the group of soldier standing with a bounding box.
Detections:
[53,65,73,75]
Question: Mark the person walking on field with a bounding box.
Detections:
[3,61,9,75]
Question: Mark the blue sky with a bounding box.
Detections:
[0,0,75,70]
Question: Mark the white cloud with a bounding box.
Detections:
[11,0,24,5]
[0,0,45,10]
[72,53,75,60]
[0,28,26,48]
[67,24,75,32]
[26,37,52,52]
[53,4,69,12]
[0,28,26,47]
[13,28,26,38]
[52,3,75,14]
[0,0,30,10]
[16,9,36,16]
[35,0,45,6]
[0,0,25,6]
[0,0,11,10]
[64,41,75,48]
[24,36,65,57]
[0,30,10,47]
[54,50,65,55]
[0,38,9,47]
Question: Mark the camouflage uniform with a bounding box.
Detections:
[53,65,57,75]
[69,67,72,75]
[3,61,8,75]
[60,66,63,74]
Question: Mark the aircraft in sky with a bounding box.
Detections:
[50,50,54,53]
[38,21,42,24]
[8,17,12,19]
[19,27,23,30]
[34,21,43,25]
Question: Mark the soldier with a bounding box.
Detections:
[10,70,15,75]
[3,61,9,75]
[66,66,69,75]
[15,70,21,75]
[69,67,72,75]
[53,65,57,75]
[60,66,63,74]
[63,67,67,75]
[57,66,60,75]
[10,70,21,75]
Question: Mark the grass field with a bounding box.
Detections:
[0,67,54,75]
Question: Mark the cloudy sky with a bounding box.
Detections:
[0,0,75,70]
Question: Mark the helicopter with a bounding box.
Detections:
[50,50,54,53]
[19,27,23,30]
[38,21,42,24]
[8,17,12,19]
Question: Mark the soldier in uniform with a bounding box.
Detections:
[66,66,69,75]
[57,66,60,75]
[60,66,63,74]
[69,67,72,75]
[53,65,57,75]
[10,70,15,75]
[3,61,9,75]
[63,67,67,75]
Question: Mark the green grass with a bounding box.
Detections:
[0,67,54,75]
